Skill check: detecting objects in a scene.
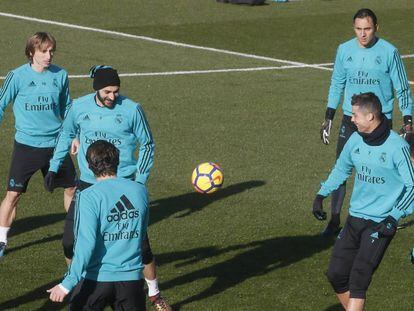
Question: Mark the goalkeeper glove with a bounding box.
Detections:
[410,249,414,264]
[399,115,413,139]
[320,108,336,145]
[320,119,332,145]
[44,171,57,193]
[373,215,398,237]
[312,194,327,221]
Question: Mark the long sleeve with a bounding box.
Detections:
[60,193,98,292]
[0,71,18,123]
[133,104,155,184]
[389,145,414,221]
[327,46,346,111]
[49,105,78,172]
[59,73,71,119]
[389,49,413,118]
[318,136,354,196]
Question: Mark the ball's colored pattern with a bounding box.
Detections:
[191,162,223,194]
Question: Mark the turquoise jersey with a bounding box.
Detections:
[49,93,154,184]
[318,131,414,222]
[60,177,149,291]
[0,63,71,147]
[327,38,413,119]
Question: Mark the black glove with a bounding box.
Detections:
[399,115,413,139]
[410,249,414,264]
[320,119,333,145]
[44,171,57,193]
[373,215,398,237]
[312,194,327,221]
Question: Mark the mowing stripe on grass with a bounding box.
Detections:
[0,11,336,71]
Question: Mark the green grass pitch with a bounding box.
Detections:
[0,0,413,310]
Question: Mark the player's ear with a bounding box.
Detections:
[375,24,379,32]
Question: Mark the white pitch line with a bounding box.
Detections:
[0,63,334,80]
[0,11,332,71]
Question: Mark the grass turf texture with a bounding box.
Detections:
[0,0,413,310]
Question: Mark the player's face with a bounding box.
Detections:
[351,105,373,133]
[96,86,120,108]
[31,44,54,72]
[353,17,377,48]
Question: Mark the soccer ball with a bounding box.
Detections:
[191,162,224,194]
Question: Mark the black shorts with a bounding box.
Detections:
[336,116,392,159]
[326,215,394,299]
[7,141,77,192]
[70,278,146,311]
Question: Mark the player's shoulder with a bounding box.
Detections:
[387,130,409,147]
[117,95,142,109]
[375,38,398,52]
[73,93,95,106]
[338,38,357,51]
[47,64,68,75]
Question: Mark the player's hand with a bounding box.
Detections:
[410,249,414,264]
[312,194,327,221]
[71,138,80,155]
[44,171,57,193]
[373,215,398,237]
[399,124,413,139]
[47,284,68,302]
[320,119,332,145]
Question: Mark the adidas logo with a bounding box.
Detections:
[354,148,360,154]
[83,114,90,121]
[28,81,36,87]
[346,56,353,62]
[106,195,139,222]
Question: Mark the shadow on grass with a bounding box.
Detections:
[324,303,344,311]
[150,180,265,226]
[7,234,62,255]
[154,234,335,309]
[10,213,66,237]
[0,279,67,310]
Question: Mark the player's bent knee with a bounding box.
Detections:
[326,269,349,294]
[349,262,374,299]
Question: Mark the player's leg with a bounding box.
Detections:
[0,141,44,256]
[326,216,362,309]
[142,235,172,311]
[69,279,114,311]
[347,219,394,307]
[42,152,77,212]
[323,116,357,236]
[113,280,146,311]
[346,298,365,311]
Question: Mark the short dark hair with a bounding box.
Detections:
[351,92,382,119]
[86,140,119,177]
[353,8,377,26]
[25,32,56,60]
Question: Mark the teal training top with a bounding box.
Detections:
[0,63,71,147]
[49,93,155,184]
[327,38,413,119]
[318,131,414,222]
[60,177,149,292]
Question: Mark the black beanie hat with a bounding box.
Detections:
[89,65,120,91]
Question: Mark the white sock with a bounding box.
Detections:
[0,226,10,244]
[145,278,160,297]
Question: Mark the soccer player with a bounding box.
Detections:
[45,66,171,311]
[47,140,149,310]
[313,92,414,311]
[0,32,77,257]
[319,8,413,236]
